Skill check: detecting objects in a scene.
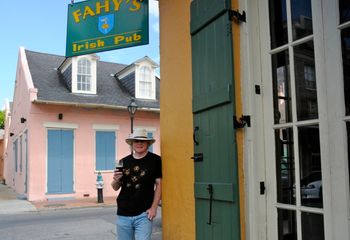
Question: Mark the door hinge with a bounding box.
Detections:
[191,153,203,162]
[260,181,265,195]
[234,115,251,129]
[229,10,246,23]
[255,85,261,95]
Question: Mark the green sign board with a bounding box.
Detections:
[66,0,149,57]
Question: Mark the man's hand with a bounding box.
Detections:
[111,169,123,191]
[146,206,157,221]
[113,169,123,182]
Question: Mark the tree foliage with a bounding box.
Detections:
[0,110,5,129]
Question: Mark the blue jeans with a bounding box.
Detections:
[116,212,153,240]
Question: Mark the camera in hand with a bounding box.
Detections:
[116,166,124,172]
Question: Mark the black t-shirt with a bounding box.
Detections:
[117,152,162,216]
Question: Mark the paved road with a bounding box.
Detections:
[0,207,162,240]
[0,183,162,239]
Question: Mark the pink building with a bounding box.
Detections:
[4,47,160,201]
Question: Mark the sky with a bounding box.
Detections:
[0,0,159,108]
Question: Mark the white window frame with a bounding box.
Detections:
[135,63,156,100]
[321,0,350,238]
[71,55,97,94]
[93,124,119,172]
[77,58,91,92]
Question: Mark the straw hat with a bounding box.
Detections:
[125,129,156,145]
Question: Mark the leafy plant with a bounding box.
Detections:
[0,110,5,129]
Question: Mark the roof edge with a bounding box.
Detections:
[33,100,160,113]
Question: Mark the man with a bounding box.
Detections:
[111,129,162,240]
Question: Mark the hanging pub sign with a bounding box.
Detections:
[66,0,149,57]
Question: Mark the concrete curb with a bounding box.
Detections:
[32,202,117,212]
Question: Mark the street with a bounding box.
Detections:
[0,207,162,240]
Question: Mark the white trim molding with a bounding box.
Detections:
[92,124,120,130]
[43,122,79,129]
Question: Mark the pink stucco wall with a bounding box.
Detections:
[27,104,160,201]
[5,47,160,201]
[4,47,32,193]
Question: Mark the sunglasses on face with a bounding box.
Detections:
[133,140,147,143]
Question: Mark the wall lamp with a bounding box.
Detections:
[127,97,138,134]
[20,117,26,123]
[58,113,63,120]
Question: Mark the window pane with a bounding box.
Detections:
[341,28,350,115]
[298,125,323,208]
[275,128,295,205]
[301,212,324,240]
[86,60,91,74]
[140,66,151,82]
[77,75,82,91]
[77,75,91,91]
[340,0,350,24]
[139,66,153,98]
[272,50,292,124]
[86,76,91,91]
[277,209,297,240]
[269,0,288,49]
[140,82,152,98]
[294,41,318,121]
[291,0,313,41]
[77,59,91,92]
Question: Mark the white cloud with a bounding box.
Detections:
[149,0,159,18]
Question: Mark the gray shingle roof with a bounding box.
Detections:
[117,72,136,96]
[25,50,160,110]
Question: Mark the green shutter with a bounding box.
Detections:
[191,0,241,239]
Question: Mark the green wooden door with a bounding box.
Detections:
[191,0,240,239]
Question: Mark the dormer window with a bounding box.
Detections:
[114,56,158,100]
[135,61,157,100]
[77,58,91,91]
[71,55,98,94]
[139,66,153,98]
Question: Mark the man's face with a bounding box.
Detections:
[132,140,149,154]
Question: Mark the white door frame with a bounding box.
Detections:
[320,0,350,239]
[242,0,350,239]
[240,0,271,239]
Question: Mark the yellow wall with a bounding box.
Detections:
[231,0,246,239]
[160,1,244,239]
[159,0,195,239]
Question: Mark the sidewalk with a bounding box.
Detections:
[0,182,37,214]
[0,182,116,214]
